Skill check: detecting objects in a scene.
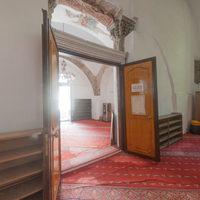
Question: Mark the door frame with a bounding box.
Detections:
[55,51,160,158]
[42,9,61,200]
[56,53,125,149]
[49,27,62,199]
[53,28,126,148]
[44,22,161,200]
[120,57,160,161]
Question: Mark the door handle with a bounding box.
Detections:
[52,127,59,138]
[52,131,59,138]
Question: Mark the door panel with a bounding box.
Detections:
[124,58,160,161]
[42,10,61,200]
[49,29,61,200]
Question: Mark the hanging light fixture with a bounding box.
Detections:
[59,59,75,85]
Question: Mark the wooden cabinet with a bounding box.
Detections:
[159,113,183,149]
[71,99,92,121]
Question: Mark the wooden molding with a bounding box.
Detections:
[53,28,126,65]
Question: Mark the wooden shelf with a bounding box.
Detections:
[159,122,168,128]
[0,154,42,171]
[168,131,182,140]
[0,129,44,200]
[0,177,43,200]
[169,125,181,132]
[159,113,181,120]
[159,129,168,136]
[160,141,169,149]
[0,161,42,189]
[159,113,182,149]
[0,137,42,153]
[0,146,42,164]
[169,137,182,145]
[0,129,42,141]
[160,135,168,143]
[22,191,43,200]
[169,120,182,125]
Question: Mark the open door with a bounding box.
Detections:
[42,10,61,200]
[123,57,160,161]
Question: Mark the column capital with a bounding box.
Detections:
[48,0,58,17]
[109,15,137,51]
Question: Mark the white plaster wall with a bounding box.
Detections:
[52,21,107,46]
[65,61,94,100]
[1,0,199,134]
[0,0,47,133]
[100,68,115,109]
[187,0,200,37]
[187,0,200,92]
[92,67,115,120]
[119,0,200,132]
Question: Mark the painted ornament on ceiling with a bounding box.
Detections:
[65,8,109,35]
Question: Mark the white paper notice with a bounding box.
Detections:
[131,83,144,93]
[131,95,146,115]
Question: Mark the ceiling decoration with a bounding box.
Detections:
[110,15,137,51]
[58,0,121,28]
[49,0,137,51]
[49,0,59,16]
[64,7,110,35]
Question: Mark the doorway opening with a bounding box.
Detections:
[59,85,71,121]
[51,2,123,174]
[58,52,120,173]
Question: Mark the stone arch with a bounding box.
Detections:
[60,55,107,96]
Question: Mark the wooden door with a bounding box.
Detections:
[124,57,160,161]
[42,10,61,200]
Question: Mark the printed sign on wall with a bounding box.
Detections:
[131,83,144,93]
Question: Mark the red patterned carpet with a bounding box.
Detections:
[61,120,111,172]
[59,134,200,200]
